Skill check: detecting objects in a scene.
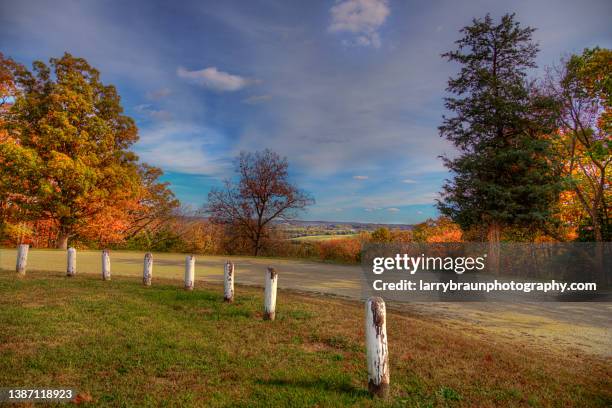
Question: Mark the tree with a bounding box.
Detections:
[122,164,180,240]
[0,53,157,248]
[545,48,611,241]
[437,13,562,243]
[370,227,392,243]
[412,217,463,243]
[206,149,314,256]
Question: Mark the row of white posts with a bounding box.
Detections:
[14,243,390,398]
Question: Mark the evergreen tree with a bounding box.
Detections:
[437,13,561,242]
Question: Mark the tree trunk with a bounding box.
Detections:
[593,219,603,242]
[56,231,69,250]
[253,232,261,257]
[487,222,501,274]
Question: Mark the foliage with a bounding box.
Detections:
[437,14,563,242]
[413,217,463,243]
[545,47,611,241]
[0,53,178,248]
[370,227,392,243]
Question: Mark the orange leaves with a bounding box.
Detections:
[315,237,363,263]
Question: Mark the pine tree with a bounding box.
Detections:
[437,13,561,243]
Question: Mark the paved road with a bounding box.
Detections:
[1,248,610,357]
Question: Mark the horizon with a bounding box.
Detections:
[2,0,610,224]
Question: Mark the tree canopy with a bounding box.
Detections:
[437,13,562,242]
[0,53,178,248]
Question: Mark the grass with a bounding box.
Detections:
[291,234,358,242]
[0,270,610,407]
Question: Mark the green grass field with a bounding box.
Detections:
[291,234,358,242]
[0,268,610,407]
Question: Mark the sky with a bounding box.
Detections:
[1,0,611,224]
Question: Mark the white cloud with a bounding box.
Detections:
[177,66,256,91]
[329,0,390,48]
[353,175,369,180]
[387,207,400,212]
[402,178,417,184]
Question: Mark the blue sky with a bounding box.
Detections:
[1,0,610,223]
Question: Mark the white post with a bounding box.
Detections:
[224,260,235,303]
[101,249,111,281]
[16,244,29,276]
[67,247,76,277]
[184,255,195,290]
[264,267,278,320]
[365,297,390,398]
[143,252,153,286]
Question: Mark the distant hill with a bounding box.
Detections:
[274,219,414,231]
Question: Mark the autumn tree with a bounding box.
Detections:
[437,14,562,243]
[123,164,180,239]
[412,217,463,243]
[0,53,23,239]
[206,149,314,256]
[545,48,611,241]
[0,53,177,248]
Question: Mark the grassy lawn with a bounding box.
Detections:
[291,234,358,242]
[0,271,610,407]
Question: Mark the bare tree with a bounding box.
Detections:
[206,149,314,256]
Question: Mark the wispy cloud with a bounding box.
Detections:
[387,207,400,212]
[243,94,272,104]
[137,121,231,176]
[177,66,256,91]
[402,178,417,184]
[328,0,390,48]
[146,87,172,100]
[134,104,173,121]
[353,175,369,180]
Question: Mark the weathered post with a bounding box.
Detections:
[365,297,389,398]
[184,255,195,290]
[143,252,153,286]
[67,247,76,277]
[101,249,111,281]
[224,260,235,303]
[263,267,278,320]
[16,244,29,276]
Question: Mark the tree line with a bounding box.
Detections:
[0,54,312,253]
[0,12,609,258]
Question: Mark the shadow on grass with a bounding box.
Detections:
[255,377,370,398]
